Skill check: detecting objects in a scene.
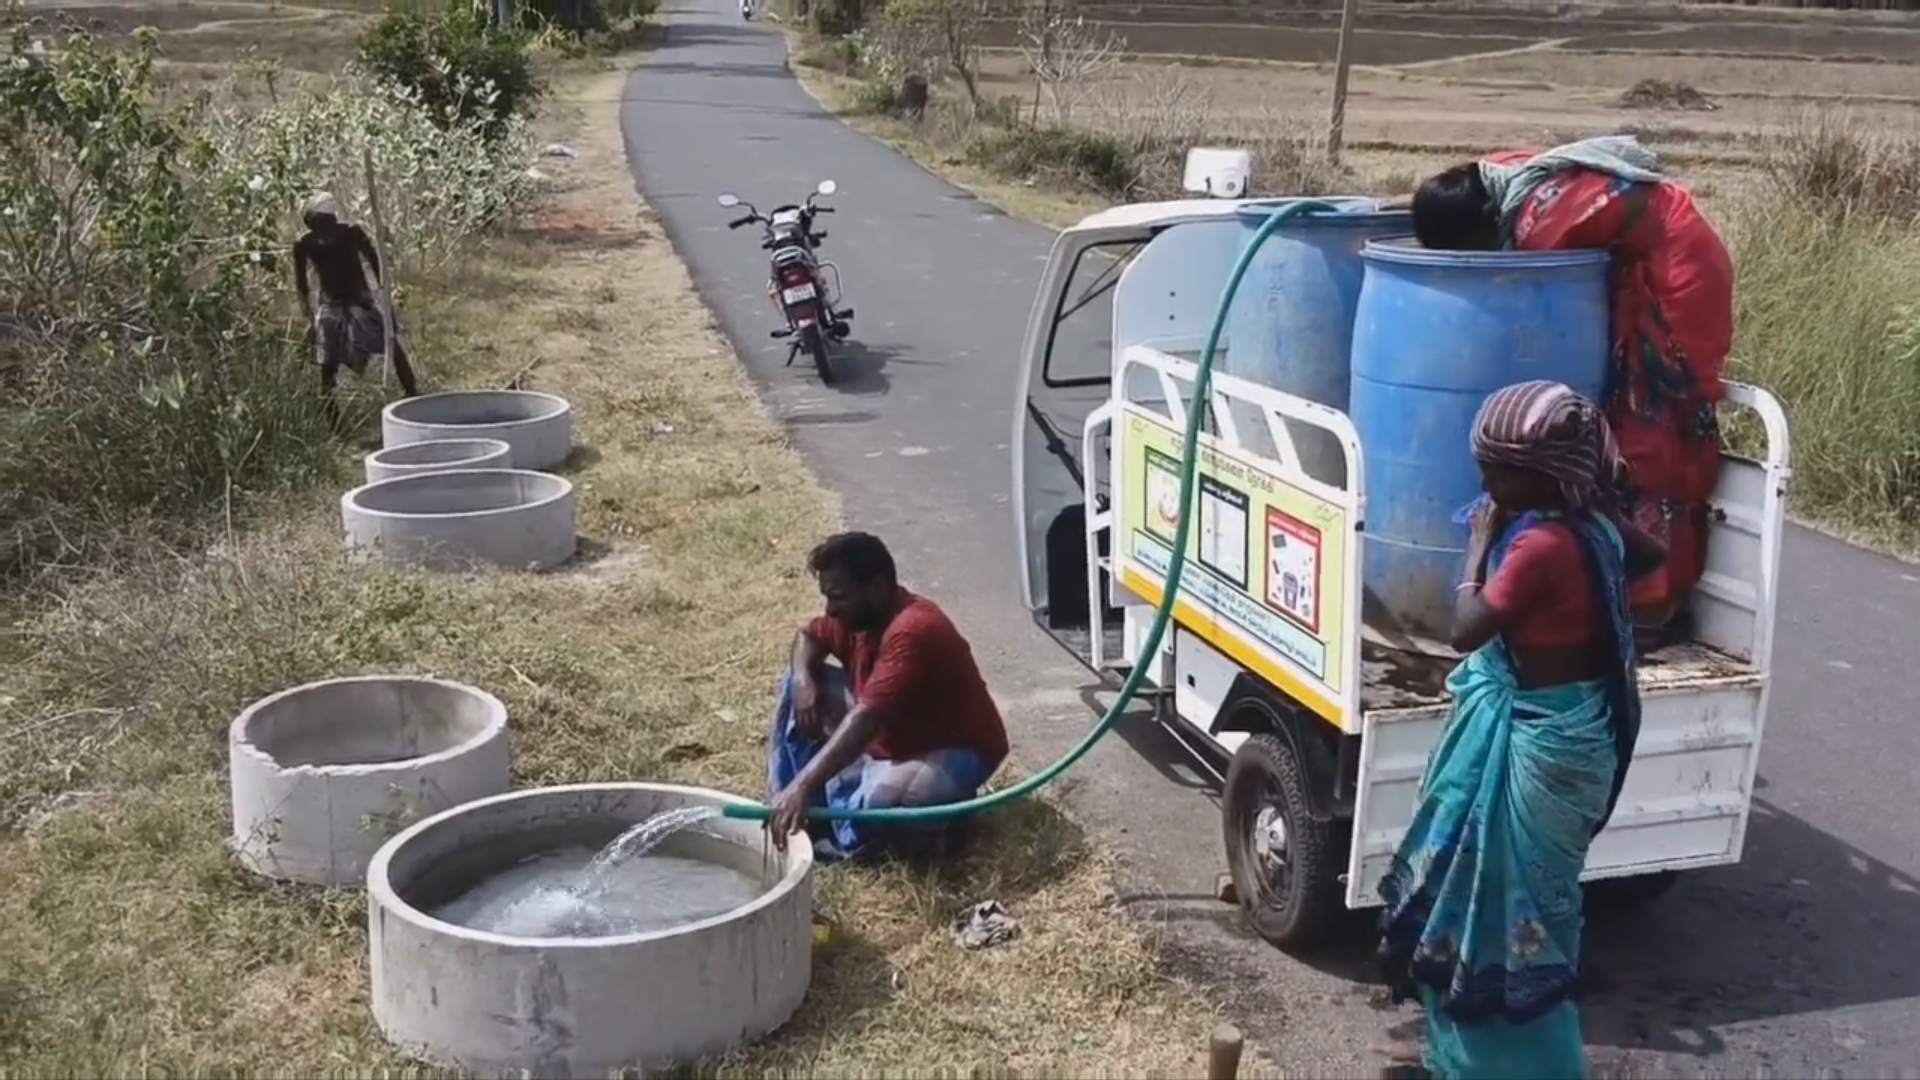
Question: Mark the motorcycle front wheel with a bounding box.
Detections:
[805,323,835,385]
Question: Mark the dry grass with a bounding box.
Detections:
[0,64,1238,1077]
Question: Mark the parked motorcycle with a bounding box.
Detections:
[717,180,853,385]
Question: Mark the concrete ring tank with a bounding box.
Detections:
[1349,236,1611,655]
[382,390,574,472]
[1222,197,1412,487]
[342,468,578,572]
[367,783,814,1078]
[228,675,512,887]
[364,437,513,484]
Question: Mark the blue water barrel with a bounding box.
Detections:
[1222,198,1412,485]
[1350,238,1611,654]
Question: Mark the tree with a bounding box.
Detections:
[879,0,986,111]
[1015,0,1123,125]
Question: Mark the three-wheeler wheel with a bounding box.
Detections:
[1220,732,1348,952]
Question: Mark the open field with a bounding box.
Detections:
[15,0,387,108]
[959,1,1920,188]
[795,0,1920,543]
[0,2,1247,1074]
[810,0,1920,197]
[982,1,1920,62]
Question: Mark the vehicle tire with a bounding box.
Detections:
[1221,731,1346,953]
[806,323,835,385]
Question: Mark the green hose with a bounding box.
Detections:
[722,198,1343,825]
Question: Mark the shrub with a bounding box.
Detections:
[1758,110,1920,229]
[809,0,881,37]
[523,0,660,54]
[966,123,1134,198]
[354,0,541,140]
[1727,117,1920,531]
[206,70,537,276]
[850,79,899,114]
[0,24,534,584]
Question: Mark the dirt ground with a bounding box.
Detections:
[984,1,1920,62]
[1,6,1248,1076]
[957,0,1920,202]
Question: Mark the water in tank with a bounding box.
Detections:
[1221,198,1413,487]
[1348,237,1612,656]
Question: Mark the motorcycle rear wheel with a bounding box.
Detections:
[806,323,835,385]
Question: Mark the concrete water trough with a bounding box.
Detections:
[229,675,512,888]
[342,468,577,572]
[382,390,574,472]
[368,782,814,1078]
[364,437,513,484]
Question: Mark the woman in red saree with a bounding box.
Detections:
[1404,137,1734,644]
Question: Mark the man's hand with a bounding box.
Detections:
[791,672,843,739]
[765,782,812,852]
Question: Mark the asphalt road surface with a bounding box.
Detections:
[620,5,1920,1074]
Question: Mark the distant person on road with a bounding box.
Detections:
[1375,380,1666,1080]
[764,531,1011,862]
[1398,135,1730,651]
[293,191,420,425]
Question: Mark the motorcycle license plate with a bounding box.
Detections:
[782,284,816,304]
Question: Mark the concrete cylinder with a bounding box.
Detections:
[382,391,574,472]
[365,438,513,484]
[341,468,578,573]
[228,675,512,887]
[367,783,814,1079]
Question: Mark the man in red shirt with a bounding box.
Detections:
[765,531,1010,861]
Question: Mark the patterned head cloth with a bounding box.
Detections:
[304,191,342,222]
[1470,379,1626,509]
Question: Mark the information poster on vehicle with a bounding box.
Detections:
[1118,407,1350,705]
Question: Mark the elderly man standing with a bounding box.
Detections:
[292,191,419,422]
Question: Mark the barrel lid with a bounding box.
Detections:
[1362,235,1611,269]
[1233,197,1406,228]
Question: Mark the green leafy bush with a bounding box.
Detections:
[966,124,1134,198]
[809,0,877,37]
[0,23,534,583]
[850,79,899,114]
[354,0,540,140]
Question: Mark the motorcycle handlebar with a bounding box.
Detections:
[728,216,755,229]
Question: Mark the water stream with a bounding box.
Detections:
[430,806,766,938]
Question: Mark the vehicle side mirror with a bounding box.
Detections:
[717,193,741,208]
[815,180,837,197]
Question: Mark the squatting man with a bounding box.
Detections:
[763,531,1011,862]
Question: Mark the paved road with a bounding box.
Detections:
[620,5,1920,1074]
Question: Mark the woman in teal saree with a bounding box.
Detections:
[1377,380,1669,1080]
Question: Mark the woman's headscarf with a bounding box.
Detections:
[1470,379,1627,509]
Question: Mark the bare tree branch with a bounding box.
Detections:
[1015,0,1124,125]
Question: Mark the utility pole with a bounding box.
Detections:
[1326,0,1360,165]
